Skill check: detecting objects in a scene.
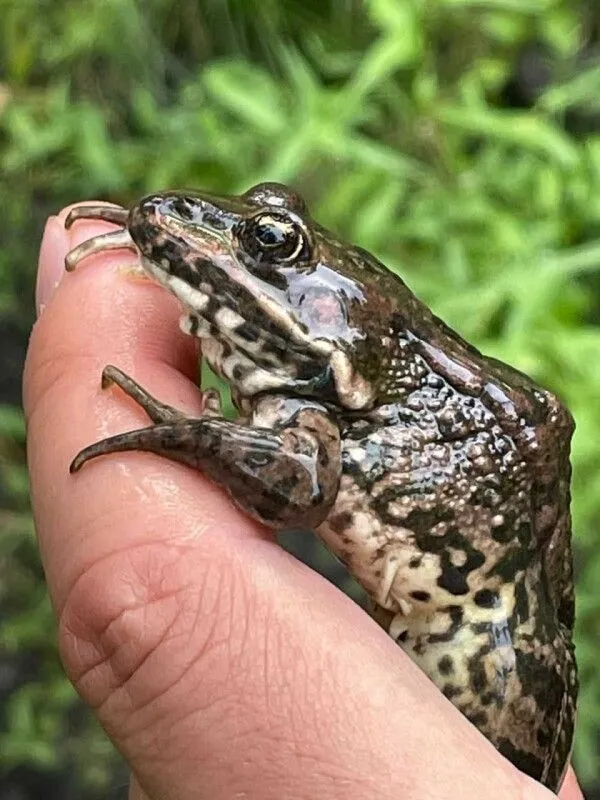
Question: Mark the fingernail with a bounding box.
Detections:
[36,216,69,316]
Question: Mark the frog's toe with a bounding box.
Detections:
[99,364,186,424]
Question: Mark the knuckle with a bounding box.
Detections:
[58,541,238,729]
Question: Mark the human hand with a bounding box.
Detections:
[24,207,584,800]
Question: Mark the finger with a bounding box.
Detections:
[128,775,151,800]
[26,206,266,612]
[558,766,584,799]
[25,209,562,800]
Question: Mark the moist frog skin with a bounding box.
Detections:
[64,183,578,792]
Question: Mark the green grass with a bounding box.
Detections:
[1,0,599,793]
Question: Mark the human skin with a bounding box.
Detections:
[23,207,584,800]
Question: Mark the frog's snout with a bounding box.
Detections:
[128,193,226,257]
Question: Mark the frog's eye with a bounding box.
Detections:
[238,212,311,265]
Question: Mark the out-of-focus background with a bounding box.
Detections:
[1,0,599,796]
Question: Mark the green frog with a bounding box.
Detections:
[64,182,577,791]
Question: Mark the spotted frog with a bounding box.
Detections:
[64,183,577,791]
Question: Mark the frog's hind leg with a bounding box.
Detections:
[70,394,341,531]
[101,364,223,424]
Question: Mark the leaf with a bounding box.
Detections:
[435,104,579,167]
[203,61,285,135]
[439,0,556,10]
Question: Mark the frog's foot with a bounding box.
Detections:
[64,206,134,271]
[101,365,223,425]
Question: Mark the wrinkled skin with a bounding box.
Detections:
[64,182,577,791]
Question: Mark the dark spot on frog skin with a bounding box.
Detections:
[489,512,520,544]
[473,589,499,608]
[489,545,532,583]
[442,684,463,700]
[409,556,422,568]
[537,728,552,749]
[328,511,353,533]
[157,240,199,277]
[480,691,497,706]
[413,640,427,656]
[176,258,202,287]
[257,504,282,522]
[201,210,229,230]
[436,565,469,596]
[188,315,199,336]
[468,710,488,728]
[369,491,442,526]
[169,196,195,220]
[410,590,431,602]
[294,358,330,384]
[558,589,576,630]
[438,655,454,675]
[471,621,493,635]
[469,658,488,695]
[516,521,534,547]
[517,651,565,713]
[413,527,486,586]
[403,507,454,531]
[236,321,261,342]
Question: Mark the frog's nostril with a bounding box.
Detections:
[140,195,164,216]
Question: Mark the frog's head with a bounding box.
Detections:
[127,182,408,410]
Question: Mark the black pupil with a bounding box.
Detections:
[255,222,288,247]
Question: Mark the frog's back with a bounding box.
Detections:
[321,295,577,789]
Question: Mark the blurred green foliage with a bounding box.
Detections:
[1,0,600,795]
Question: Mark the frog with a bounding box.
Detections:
[63,182,577,792]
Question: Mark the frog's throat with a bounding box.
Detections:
[62,207,377,411]
[140,255,376,410]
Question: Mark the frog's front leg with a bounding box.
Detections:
[70,369,341,530]
[100,364,223,423]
